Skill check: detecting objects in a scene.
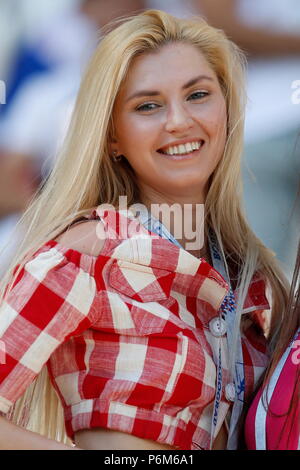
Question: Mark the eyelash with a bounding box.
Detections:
[135,91,210,112]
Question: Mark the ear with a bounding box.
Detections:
[108,135,120,157]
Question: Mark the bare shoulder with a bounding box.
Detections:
[54,219,106,257]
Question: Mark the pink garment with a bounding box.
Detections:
[245,331,300,450]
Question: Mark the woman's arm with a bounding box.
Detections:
[0,416,80,450]
[0,221,108,450]
[0,220,107,450]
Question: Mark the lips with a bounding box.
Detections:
[157,139,205,156]
[157,144,205,162]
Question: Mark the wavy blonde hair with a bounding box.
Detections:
[0,9,289,445]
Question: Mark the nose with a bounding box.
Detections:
[164,103,194,134]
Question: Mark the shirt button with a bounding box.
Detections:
[225,383,236,402]
[209,317,227,337]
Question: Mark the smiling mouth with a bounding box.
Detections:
[157,140,205,159]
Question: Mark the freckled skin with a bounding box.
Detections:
[111,42,227,204]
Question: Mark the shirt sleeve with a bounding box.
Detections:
[0,245,98,414]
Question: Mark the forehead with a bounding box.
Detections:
[120,42,218,95]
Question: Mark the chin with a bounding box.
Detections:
[163,178,207,194]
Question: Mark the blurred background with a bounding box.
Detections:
[0,0,299,279]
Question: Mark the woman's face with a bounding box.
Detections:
[111,42,227,203]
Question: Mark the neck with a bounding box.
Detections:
[138,186,208,259]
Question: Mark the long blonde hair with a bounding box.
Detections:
[0,10,289,444]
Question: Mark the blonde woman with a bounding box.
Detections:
[0,10,288,450]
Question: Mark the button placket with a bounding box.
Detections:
[225,382,236,402]
[209,316,227,337]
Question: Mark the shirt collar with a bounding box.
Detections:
[96,208,270,315]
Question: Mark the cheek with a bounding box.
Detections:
[203,103,227,144]
[116,116,159,153]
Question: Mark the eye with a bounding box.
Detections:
[188,91,209,101]
[136,102,160,112]
[134,91,209,112]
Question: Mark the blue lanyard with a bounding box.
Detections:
[138,210,244,449]
[207,229,244,450]
[137,208,183,248]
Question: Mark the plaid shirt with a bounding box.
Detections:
[0,209,270,450]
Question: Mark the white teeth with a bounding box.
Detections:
[162,141,202,155]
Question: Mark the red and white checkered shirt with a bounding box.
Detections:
[0,209,270,449]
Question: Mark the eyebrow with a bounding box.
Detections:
[125,74,214,102]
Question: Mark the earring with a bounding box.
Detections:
[112,151,122,162]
